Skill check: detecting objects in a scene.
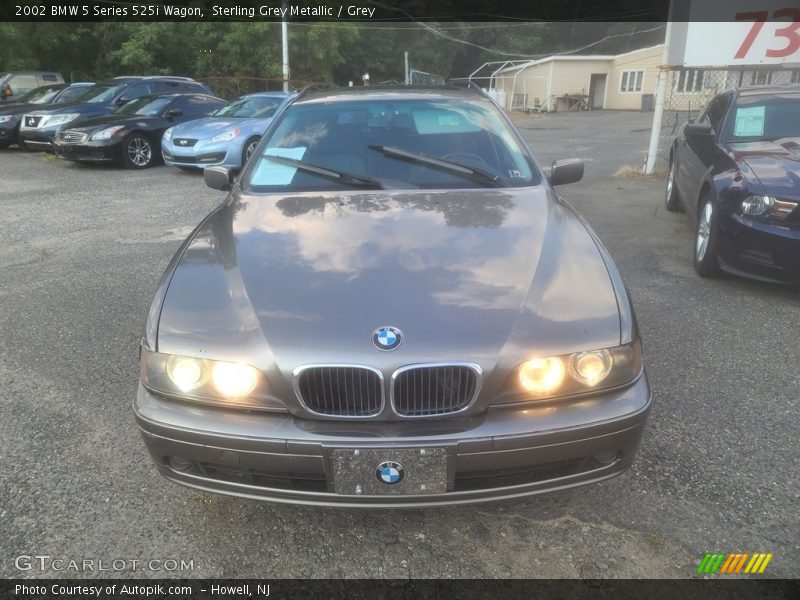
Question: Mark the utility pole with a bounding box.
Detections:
[644,21,673,174]
[404,51,409,85]
[281,0,289,92]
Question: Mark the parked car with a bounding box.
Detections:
[19,76,213,151]
[666,84,800,282]
[0,71,63,102]
[0,82,94,148]
[53,93,225,168]
[162,91,295,171]
[135,86,651,507]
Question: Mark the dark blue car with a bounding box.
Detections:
[18,76,213,151]
[666,85,800,283]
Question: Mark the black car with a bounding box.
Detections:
[53,93,225,168]
[666,84,800,283]
[18,76,214,151]
[0,82,94,148]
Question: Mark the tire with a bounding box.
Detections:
[693,194,722,277]
[241,136,261,167]
[122,133,154,169]
[665,156,682,212]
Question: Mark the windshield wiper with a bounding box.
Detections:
[368,144,510,188]
[260,154,385,190]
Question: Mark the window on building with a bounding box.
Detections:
[619,70,644,93]
[675,69,705,93]
[746,70,773,86]
[790,70,800,84]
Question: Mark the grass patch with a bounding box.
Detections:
[614,164,667,180]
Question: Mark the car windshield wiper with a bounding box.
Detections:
[368,144,510,188]
[260,154,385,189]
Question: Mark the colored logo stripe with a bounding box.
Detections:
[697,553,773,574]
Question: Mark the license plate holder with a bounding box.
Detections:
[332,447,447,496]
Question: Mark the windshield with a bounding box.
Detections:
[244,97,538,191]
[17,86,62,104]
[72,83,123,104]
[56,85,93,103]
[114,96,172,116]
[727,93,800,142]
[215,96,283,118]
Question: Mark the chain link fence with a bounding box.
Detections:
[408,69,446,86]
[197,76,311,99]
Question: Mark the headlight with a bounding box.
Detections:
[42,113,79,127]
[0,115,13,123]
[495,340,642,406]
[163,127,174,141]
[208,128,241,144]
[91,125,125,140]
[740,195,774,216]
[140,347,286,411]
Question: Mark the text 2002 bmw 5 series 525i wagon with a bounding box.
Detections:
[134,85,652,507]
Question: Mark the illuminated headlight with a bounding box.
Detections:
[140,347,286,411]
[500,341,642,405]
[42,113,79,127]
[163,127,174,142]
[208,128,241,144]
[91,125,125,140]
[740,195,774,216]
[0,115,13,123]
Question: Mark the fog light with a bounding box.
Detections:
[593,451,618,465]
[168,456,193,472]
[740,195,774,216]
[212,362,258,398]
[519,357,565,394]
[166,356,204,392]
[569,350,612,386]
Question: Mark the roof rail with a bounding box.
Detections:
[142,75,196,81]
[112,76,143,80]
[296,82,338,99]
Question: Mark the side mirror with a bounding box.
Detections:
[115,96,128,105]
[685,122,714,138]
[204,166,233,191]
[549,158,584,186]
[166,108,183,118]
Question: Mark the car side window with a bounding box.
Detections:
[182,96,218,116]
[705,95,731,132]
[152,81,181,94]
[120,83,151,102]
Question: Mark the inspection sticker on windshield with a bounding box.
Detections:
[250,147,307,185]
[733,106,765,137]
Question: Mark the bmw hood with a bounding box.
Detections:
[729,139,800,201]
[170,117,270,139]
[157,189,622,377]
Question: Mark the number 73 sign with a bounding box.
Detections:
[670,0,800,67]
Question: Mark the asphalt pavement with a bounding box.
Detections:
[1,110,797,579]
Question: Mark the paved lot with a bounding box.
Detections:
[1,110,798,579]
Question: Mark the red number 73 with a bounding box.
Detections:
[735,8,800,60]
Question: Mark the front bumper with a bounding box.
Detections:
[134,373,652,507]
[162,138,235,169]
[18,128,57,150]
[719,214,800,283]
[54,139,120,163]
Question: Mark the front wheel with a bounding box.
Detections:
[693,196,721,277]
[241,136,261,167]
[665,157,681,212]
[123,133,154,169]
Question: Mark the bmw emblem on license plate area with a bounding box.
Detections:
[372,326,402,351]
[376,460,404,485]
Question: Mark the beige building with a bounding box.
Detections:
[493,45,664,112]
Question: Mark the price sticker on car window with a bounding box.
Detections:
[734,106,766,137]
[250,147,307,185]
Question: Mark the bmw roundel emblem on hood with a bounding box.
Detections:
[372,326,403,351]
[376,461,404,485]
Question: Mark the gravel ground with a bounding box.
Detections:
[0,110,797,579]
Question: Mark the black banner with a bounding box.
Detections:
[2,580,800,600]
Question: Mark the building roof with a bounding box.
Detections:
[495,44,664,75]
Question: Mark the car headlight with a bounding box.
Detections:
[139,347,286,411]
[494,340,642,406]
[163,127,174,142]
[208,128,241,144]
[42,113,79,127]
[0,115,13,124]
[91,125,125,140]
[741,195,797,220]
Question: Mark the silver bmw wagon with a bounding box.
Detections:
[135,85,651,507]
